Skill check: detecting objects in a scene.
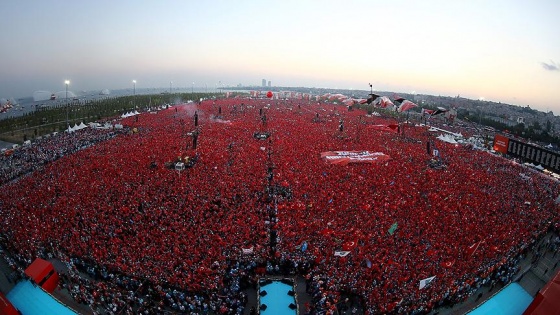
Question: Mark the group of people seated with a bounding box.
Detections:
[0,97,558,314]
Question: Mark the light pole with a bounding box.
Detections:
[65,80,70,130]
[132,80,136,109]
[170,81,173,94]
[192,82,194,94]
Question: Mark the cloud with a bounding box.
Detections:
[541,60,559,71]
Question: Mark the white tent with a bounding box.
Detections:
[436,134,458,144]
[121,110,140,118]
[54,90,77,99]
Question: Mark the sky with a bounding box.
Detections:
[1,0,559,112]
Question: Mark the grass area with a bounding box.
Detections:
[0,92,221,144]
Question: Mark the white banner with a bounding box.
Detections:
[419,276,436,289]
[241,247,254,254]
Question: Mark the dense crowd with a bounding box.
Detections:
[0,127,122,186]
[0,98,559,314]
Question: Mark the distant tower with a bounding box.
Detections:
[268,81,271,87]
[262,79,266,87]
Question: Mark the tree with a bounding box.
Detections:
[512,123,525,135]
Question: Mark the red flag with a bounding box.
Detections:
[367,124,399,133]
[421,109,435,115]
[397,100,418,112]
[441,260,454,268]
[343,99,356,106]
[342,240,357,251]
[374,96,394,108]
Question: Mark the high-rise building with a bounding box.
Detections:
[268,81,271,87]
[262,79,266,87]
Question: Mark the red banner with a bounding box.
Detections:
[367,124,399,133]
[493,134,509,154]
[321,151,391,165]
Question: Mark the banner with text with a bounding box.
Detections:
[321,151,391,165]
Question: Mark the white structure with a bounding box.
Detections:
[54,90,77,99]
[33,91,53,101]
[175,162,185,171]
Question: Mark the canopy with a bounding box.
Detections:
[53,91,77,99]
[523,270,560,315]
[436,134,458,144]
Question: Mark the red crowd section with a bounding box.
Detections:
[0,98,558,314]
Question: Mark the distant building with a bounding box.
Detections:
[493,134,560,172]
[262,79,266,87]
[517,117,525,124]
[268,81,271,87]
[488,116,517,127]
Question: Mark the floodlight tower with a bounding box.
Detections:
[65,80,70,130]
[132,80,136,109]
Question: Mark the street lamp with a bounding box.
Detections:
[132,80,136,109]
[192,82,194,94]
[65,80,70,130]
[170,81,173,94]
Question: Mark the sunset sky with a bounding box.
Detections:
[1,0,559,112]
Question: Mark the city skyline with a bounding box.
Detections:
[1,0,559,112]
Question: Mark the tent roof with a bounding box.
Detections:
[24,258,53,282]
[523,270,560,315]
[0,292,19,315]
